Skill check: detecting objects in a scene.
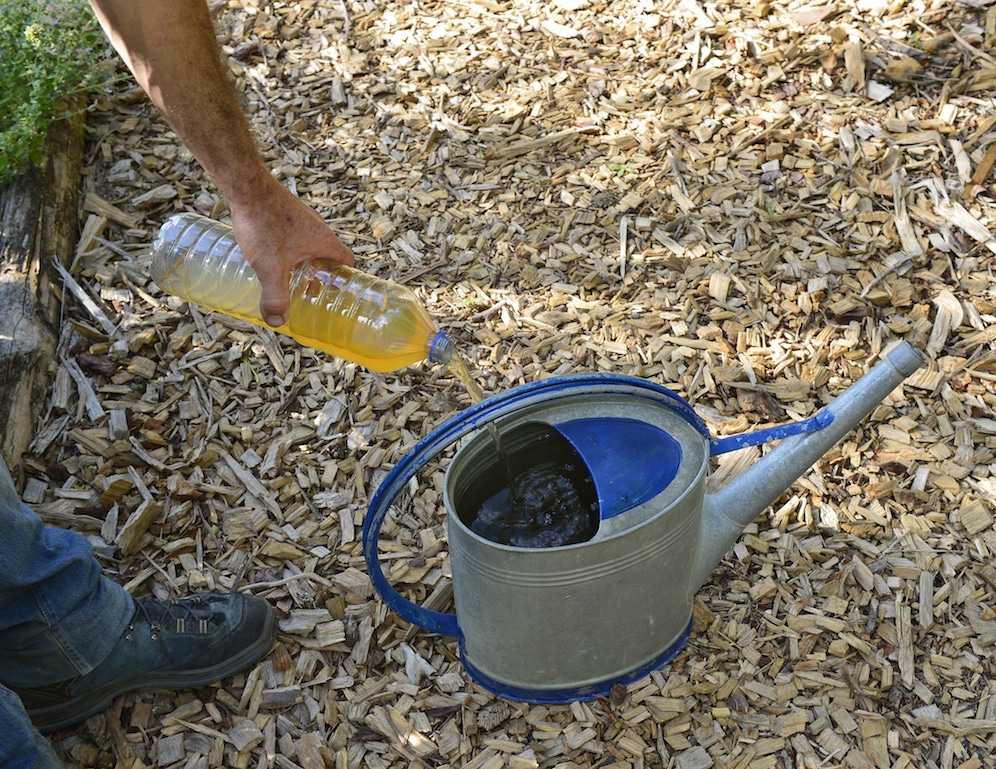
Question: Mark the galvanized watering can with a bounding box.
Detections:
[362,341,924,702]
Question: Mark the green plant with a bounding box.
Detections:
[609,161,634,177]
[0,1,112,183]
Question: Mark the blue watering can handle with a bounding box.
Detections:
[361,400,482,639]
[361,372,713,638]
[709,409,835,456]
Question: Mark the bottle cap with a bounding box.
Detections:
[429,331,456,365]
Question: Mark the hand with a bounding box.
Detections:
[228,180,355,327]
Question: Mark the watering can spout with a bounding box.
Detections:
[692,341,925,592]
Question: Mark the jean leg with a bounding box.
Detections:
[0,684,63,769]
[0,457,132,687]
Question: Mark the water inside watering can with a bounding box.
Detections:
[445,351,597,546]
[458,424,600,548]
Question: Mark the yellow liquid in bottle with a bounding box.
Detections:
[283,262,440,372]
[151,215,441,373]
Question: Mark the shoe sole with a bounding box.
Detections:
[31,606,278,734]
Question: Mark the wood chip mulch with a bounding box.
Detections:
[27,0,996,767]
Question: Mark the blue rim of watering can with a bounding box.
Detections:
[361,371,836,697]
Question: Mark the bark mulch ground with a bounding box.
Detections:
[24,0,996,767]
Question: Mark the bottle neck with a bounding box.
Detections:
[428,331,456,366]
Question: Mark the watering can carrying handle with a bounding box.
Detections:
[709,410,835,455]
[361,405,476,639]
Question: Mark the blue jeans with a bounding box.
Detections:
[0,457,133,768]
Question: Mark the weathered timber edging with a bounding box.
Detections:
[0,108,85,482]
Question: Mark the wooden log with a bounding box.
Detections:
[0,103,85,481]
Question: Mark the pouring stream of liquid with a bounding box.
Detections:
[445,353,519,501]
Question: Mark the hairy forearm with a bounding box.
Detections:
[90,0,355,326]
[88,0,275,207]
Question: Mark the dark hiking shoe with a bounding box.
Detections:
[13,593,276,734]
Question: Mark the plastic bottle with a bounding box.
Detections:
[150,213,454,373]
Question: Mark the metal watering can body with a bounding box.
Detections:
[362,341,925,702]
[444,390,711,701]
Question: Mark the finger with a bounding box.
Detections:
[253,260,291,327]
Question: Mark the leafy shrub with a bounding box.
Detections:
[0,1,112,183]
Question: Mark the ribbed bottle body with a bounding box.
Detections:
[151,213,447,372]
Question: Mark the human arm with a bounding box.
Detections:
[88,0,355,326]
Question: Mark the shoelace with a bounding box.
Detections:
[124,597,217,642]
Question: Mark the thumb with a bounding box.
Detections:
[253,260,291,327]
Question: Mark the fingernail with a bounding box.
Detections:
[265,315,284,327]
